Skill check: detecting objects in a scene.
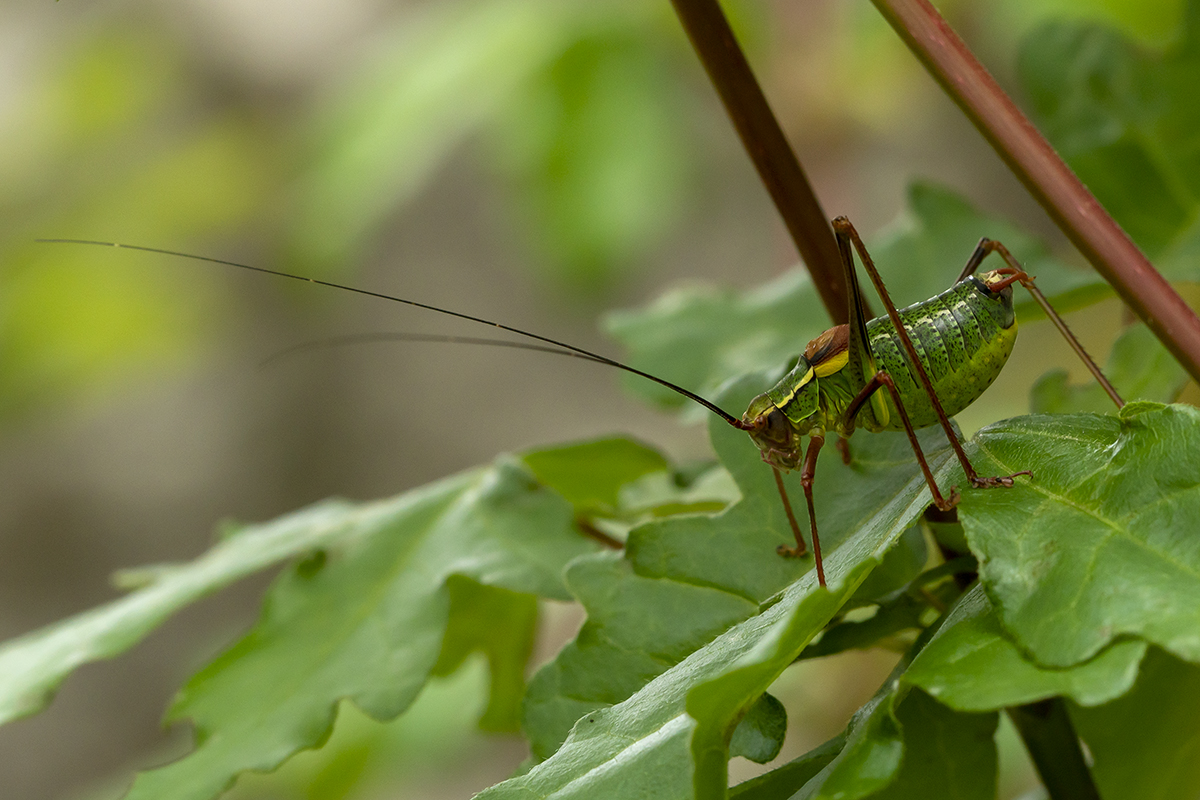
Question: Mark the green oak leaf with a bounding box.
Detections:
[733,675,996,800]
[430,577,539,732]
[605,268,826,412]
[904,584,1147,710]
[119,457,597,800]
[521,436,669,515]
[1072,647,1200,800]
[729,735,845,800]
[961,404,1200,667]
[864,690,996,800]
[498,371,960,797]
[0,498,377,726]
[0,456,598,799]
[606,182,1099,411]
[485,563,872,800]
[521,373,957,761]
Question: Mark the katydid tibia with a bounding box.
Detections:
[41,221,1122,589]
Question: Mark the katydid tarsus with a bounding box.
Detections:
[42,220,1122,588]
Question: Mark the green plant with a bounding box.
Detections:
[3,2,1199,799]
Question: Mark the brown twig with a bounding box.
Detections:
[576,519,624,550]
[668,0,850,324]
[872,0,1200,385]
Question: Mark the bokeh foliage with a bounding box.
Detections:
[2,1,1199,799]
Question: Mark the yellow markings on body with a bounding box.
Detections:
[777,366,815,406]
[813,349,849,378]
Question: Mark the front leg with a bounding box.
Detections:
[775,436,827,588]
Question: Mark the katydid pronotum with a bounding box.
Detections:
[43,219,1122,588]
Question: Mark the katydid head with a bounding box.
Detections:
[739,356,821,471]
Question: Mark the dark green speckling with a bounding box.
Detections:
[860,279,1017,432]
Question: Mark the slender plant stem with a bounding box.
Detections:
[668,0,849,324]
[1008,699,1103,800]
[871,0,1200,385]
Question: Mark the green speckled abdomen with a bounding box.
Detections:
[859,276,1017,432]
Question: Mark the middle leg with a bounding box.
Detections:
[833,216,1030,489]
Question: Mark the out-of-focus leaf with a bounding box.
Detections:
[905,584,1147,709]
[119,458,595,800]
[0,32,176,195]
[1020,7,1200,267]
[866,689,997,800]
[490,19,697,290]
[606,183,1100,410]
[486,561,874,800]
[0,497,363,726]
[1,36,275,420]
[1031,323,1189,413]
[1072,647,1200,800]
[430,577,539,732]
[728,693,788,765]
[803,552,979,663]
[744,674,995,800]
[520,436,668,514]
[0,456,596,799]
[802,688,904,800]
[848,522,928,604]
[286,0,578,274]
[961,403,1200,667]
[616,463,740,516]
[798,595,925,662]
[729,735,845,800]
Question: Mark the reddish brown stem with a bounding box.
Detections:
[872,0,1200,386]
[668,0,850,324]
[576,519,624,551]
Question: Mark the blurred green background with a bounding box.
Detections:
[0,0,1186,798]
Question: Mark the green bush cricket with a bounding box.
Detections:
[738,217,1122,586]
[42,221,1122,588]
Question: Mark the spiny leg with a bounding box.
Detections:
[847,371,961,510]
[772,467,807,558]
[799,436,827,587]
[832,217,1026,489]
[961,238,1124,410]
[774,438,827,588]
[798,436,828,587]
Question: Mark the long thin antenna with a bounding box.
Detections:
[39,239,745,427]
[258,332,611,370]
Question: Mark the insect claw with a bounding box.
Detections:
[970,470,1032,489]
[934,486,961,511]
[776,543,810,559]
